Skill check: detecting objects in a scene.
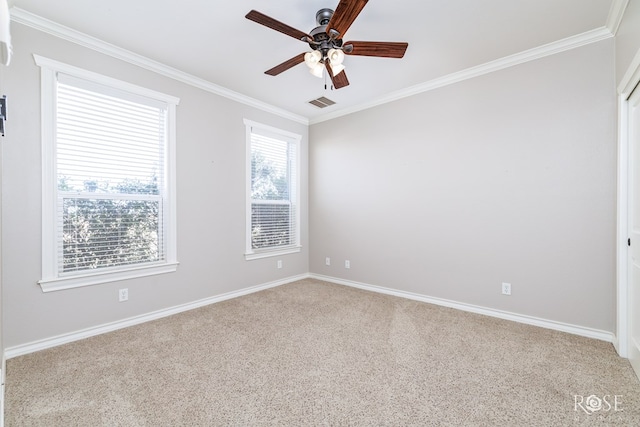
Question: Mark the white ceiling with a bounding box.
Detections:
[9,0,618,122]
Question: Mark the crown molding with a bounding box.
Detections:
[606,0,629,36]
[618,46,640,95]
[9,7,309,125]
[10,5,622,127]
[310,27,614,125]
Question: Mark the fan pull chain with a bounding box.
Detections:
[322,69,334,91]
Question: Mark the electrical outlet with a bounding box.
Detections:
[502,282,511,296]
[119,288,128,302]
[277,260,283,269]
[345,260,350,269]
[325,257,331,266]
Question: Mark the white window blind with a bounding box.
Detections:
[35,55,179,291]
[56,75,166,274]
[245,120,301,258]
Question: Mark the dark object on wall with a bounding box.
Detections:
[0,95,6,137]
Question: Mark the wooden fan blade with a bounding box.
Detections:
[265,53,306,76]
[325,61,350,89]
[246,10,311,42]
[327,0,369,37]
[344,41,408,58]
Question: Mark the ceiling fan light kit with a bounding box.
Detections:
[328,48,345,65]
[309,62,325,78]
[304,50,322,66]
[245,0,408,90]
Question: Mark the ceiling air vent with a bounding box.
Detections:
[309,96,336,109]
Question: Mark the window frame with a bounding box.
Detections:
[35,55,180,292]
[244,119,301,260]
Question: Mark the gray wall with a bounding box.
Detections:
[615,0,640,86]
[0,50,4,407]
[1,23,309,348]
[309,39,617,332]
[2,10,632,349]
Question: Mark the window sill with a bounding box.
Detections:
[38,262,179,292]
[245,246,301,261]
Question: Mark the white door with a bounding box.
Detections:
[628,84,640,380]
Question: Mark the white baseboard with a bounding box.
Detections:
[613,335,621,355]
[4,274,310,359]
[5,272,615,359]
[0,354,4,427]
[310,274,615,343]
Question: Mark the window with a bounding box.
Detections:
[244,120,301,260]
[35,56,179,291]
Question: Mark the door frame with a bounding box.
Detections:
[617,47,640,358]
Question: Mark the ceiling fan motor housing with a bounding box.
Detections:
[309,9,343,55]
[316,8,333,25]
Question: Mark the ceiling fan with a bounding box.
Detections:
[245,0,408,89]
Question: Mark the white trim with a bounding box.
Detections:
[606,0,630,36]
[618,47,640,95]
[243,119,303,141]
[38,262,180,293]
[616,47,640,358]
[5,274,311,359]
[11,7,308,125]
[39,63,56,283]
[244,119,302,259]
[310,27,614,124]
[245,246,302,261]
[11,7,617,126]
[5,272,617,359]
[617,95,630,357]
[33,54,180,105]
[631,337,640,380]
[166,102,178,263]
[36,56,180,292]
[0,354,4,427]
[245,122,253,254]
[310,274,615,343]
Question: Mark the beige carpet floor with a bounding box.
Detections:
[5,278,640,426]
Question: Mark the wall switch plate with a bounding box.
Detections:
[277,260,282,269]
[325,257,331,266]
[119,288,128,302]
[502,282,511,295]
[345,260,350,269]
